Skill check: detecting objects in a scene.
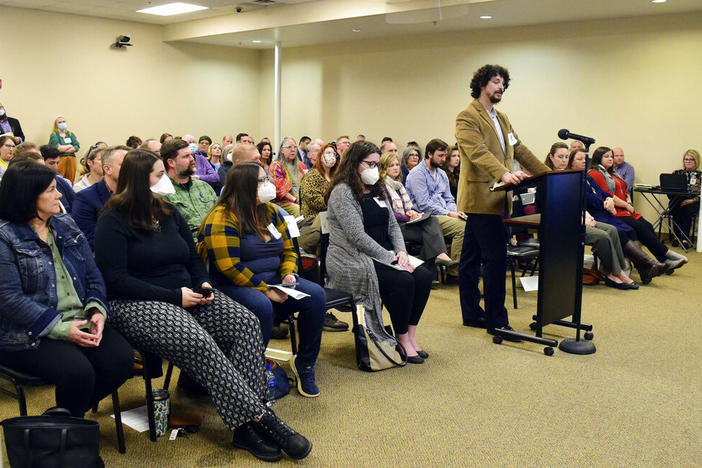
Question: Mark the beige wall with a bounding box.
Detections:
[260,11,702,198]
[0,6,260,151]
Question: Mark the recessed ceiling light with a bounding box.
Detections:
[252,40,262,43]
[480,15,493,19]
[137,2,208,16]
[651,0,666,3]
[352,28,361,33]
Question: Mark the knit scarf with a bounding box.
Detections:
[596,165,617,193]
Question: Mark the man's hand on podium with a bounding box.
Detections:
[501,170,527,186]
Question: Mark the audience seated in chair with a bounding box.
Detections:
[161,139,217,241]
[405,138,465,279]
[379,151,457,270]
[72,145,128,250]
[668,149,700,249]
[326,141,433,364]
[198,162,325,398]
[39,145,75,213]
[588,146,687,276]
[94,150,311,462]
[73,144,107,192]
[270,137,307,218]
[0,162,133,418]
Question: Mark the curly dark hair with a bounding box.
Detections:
[470,64,510,99]
[326,140,385,203]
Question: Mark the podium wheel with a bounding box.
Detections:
[529,322,537,331]
[544,347,554,356]
[492,335,503,345]
[584,332,594,340]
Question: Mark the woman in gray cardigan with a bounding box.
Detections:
[325,141,433,364]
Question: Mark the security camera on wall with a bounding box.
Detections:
[113,35,133,48]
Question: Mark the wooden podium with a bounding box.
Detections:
[496,170,595,355]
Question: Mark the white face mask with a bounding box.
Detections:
[0,108,5,117]
[188,143,198,154]
[360,166,380,185]
[322,153,336,167]
[150,174,175,198]
[257,180,276,203]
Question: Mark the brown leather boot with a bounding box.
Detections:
[622,241,666,285]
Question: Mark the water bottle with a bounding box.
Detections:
[265,364,276,407]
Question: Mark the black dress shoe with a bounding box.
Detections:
[463,317,487,329]
[604,277,636,290]
[232,422,282,462]
[416,350,429,359]
[406,354,424,364]
[487,325,522,342]
[256,411,312,460]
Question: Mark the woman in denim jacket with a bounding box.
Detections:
[0,162,133,417]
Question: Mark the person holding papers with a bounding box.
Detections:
[198,162,325,398]
[379,151,457,269]
[326,141,433,364]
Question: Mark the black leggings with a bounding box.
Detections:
[618,215,668,261]
[0,325,134,417]
[373,262,433,335]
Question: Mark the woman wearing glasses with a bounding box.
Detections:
[401,145,421,183]
[199,162,325,398]
[269,137,307,217]
[0,135,16,180]
[326,141,433,364]
[669,149,701,249]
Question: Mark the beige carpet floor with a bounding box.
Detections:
[2,247,700,467]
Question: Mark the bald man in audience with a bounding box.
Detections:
[222,135,233,147]
[380,140,399,155]
[72,145,129,249]
[231,143,261,164]
[612,146,635,191]
[139,138,161,154]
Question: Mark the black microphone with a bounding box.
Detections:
[557,129,595,146]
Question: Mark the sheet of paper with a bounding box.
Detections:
[406,212,431,224]
[319,211,329,234]
[271,285,310,300]
[267,223,282,239]
[519,275,539,292]
[111,405,150,433]
[374,255,424,271]
[283,215,301,238]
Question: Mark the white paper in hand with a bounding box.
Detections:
[283,215,301,238]
[319,211,329,234]
[271,285,311,300]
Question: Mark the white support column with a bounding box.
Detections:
[273,41,282,152]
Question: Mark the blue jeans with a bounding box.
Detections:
[214,277,325,367]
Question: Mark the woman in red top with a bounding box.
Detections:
[588,146,687,272]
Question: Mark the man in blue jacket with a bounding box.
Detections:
[72,146,128,249]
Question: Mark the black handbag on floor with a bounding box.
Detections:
[1,407,104,468]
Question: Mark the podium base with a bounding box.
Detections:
[559,338,596,355]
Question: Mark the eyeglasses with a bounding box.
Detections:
[683,158,696,162]
[282,145,297,151]
[361,160,379,168]
[2,143,15,149]
[257,176,270,183]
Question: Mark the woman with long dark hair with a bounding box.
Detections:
[326,141,433,363]
[0,162,133,417]
[589,146,687,274]
[94,150,311,462]
[199,162,325,398]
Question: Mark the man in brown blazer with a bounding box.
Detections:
[455,64,549,338]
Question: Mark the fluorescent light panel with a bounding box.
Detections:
[137,2,208,16]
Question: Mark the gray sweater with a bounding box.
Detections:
[326,183,405,334]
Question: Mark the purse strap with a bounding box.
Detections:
[367,328,408,367]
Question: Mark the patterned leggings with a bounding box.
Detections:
[109,290,267,430]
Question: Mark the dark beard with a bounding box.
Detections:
[429,159,441,169]
[490,95,501,104]
[179,166,195,177]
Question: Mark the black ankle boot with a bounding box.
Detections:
[255,411,312,460]
[232,422,282,462]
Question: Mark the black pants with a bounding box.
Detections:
[618,215,668,261]
[458,213,508,330]
[670,198,699,240]
[0,325,134,417]
[373,263,432,335]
